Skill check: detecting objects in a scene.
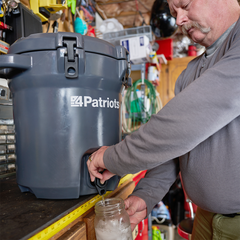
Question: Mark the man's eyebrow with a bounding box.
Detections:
[169,8,176,17]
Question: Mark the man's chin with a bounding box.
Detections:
[188,32,206,44]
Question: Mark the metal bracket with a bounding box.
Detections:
[63,38,78,79]
[122,50,132,87]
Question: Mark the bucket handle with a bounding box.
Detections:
[0,54,32,79]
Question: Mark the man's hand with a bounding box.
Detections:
[124,195,147,231]
[87,146,115,183]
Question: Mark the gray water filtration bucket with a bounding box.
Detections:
[0,32,132,199]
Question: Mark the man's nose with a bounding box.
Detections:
[175,9,188,26]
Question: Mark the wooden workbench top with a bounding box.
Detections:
[0,172,142,240]
[0,174,98,240]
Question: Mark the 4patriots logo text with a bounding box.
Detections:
[71,96,119,109]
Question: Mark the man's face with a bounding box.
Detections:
[167,0,219,46]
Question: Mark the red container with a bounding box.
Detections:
[188,45,197,56]
[135,219,149,240]
[155,38,173,60]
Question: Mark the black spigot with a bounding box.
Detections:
[94,177,107,196]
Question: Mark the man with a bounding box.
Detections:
[88,0,240,239]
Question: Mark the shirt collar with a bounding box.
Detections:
[205,22,236,57]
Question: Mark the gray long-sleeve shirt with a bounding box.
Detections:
[104,17,240,215]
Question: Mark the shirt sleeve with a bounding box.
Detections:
[103,35,240,176]
[130,158,179,216]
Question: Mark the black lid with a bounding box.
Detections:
[8,32,127,60]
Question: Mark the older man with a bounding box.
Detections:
[87,0,240,238]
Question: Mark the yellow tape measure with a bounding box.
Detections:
[28,174,133,240]
[118,173,133,186]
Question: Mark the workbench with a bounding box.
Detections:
[0,171,146,240]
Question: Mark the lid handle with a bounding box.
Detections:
[63,39,75,62]
[0,54,32,79]
[63,37,78,79]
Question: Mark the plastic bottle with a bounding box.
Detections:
[152,226,162,240]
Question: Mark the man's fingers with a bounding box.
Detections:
[126,206,136,216]
[87,158,103,181]
[89,170,103,182]
[124,198,130,209]
[123,196,148,232]
[100,170,115,184]
[90,174,95,182]
[129,209,147,231]
[86,146,111,183]
[89,170,115,184]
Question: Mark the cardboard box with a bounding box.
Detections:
[121,35,150,64]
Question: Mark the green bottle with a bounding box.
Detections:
[152,226,162,240]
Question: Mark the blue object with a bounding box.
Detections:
[74,17,87,35]
[152,201,171,219]
[0,0,3,15]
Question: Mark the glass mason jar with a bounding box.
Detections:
[94,198,133,240]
